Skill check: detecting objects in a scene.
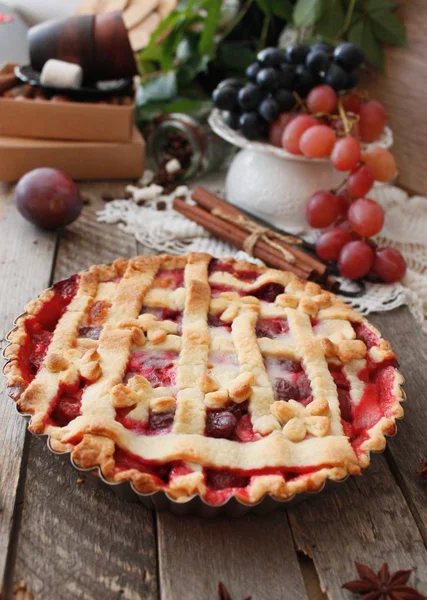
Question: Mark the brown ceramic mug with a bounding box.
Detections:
[29,14,96,83]
[28,12,137,84]
[93,12,137,80]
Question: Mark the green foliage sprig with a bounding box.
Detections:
[136,0,406,120]
[295,0,406,70]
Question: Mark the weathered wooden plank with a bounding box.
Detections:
[362,1,427,195]
[53,182,136,279]
[0,184,56,596]
[10,183,158,600]
[370,308,427,543]
[158,511,308,600]
[289,306,427,600]
[13,437,158,600]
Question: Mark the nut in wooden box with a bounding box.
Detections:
[0,63,135,143]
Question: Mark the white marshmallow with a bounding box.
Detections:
[40,59,83,89]
[165,158,181,174]
[132,184,164,203]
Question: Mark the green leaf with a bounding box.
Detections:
[138,43,163,63]
[177,54,210,86]
[315,0,345,38]
[270,0,293,19]
[293,0,324,28]
[370,10,406,46]
[348,17,384,70]
[216,44,256,72]
[255,0,272,15]
[138,72,178,105]
[365,0,395,11]
[136,96,211,124]
[198,0,221,57]
[146,10,183,46]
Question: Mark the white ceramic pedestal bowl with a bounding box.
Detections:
[225,148,344,234]
[209,108,393,235]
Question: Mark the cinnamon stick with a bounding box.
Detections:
[191,186,326,276]
[173,198,312,279]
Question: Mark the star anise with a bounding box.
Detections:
[417,458,427,480]
[218,581,251,600]
[342,562,426,599]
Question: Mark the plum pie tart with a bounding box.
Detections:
[4,253,404,506]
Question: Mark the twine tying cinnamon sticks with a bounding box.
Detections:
[173,186,333,287]
[211,209,298,263]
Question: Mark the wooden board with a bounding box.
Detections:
[0,185,56,597]
[157,512,307,600]
[363,1,427,195]
[7,184,158,600]
[371,308,427,544]
[289,456,427,597]
[1,181,427,600]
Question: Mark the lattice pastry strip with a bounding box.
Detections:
[4,253,405,506]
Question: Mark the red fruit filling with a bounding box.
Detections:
[126,351,177,388]
[272,371,312,404]
[206,469,250,491]
[78,326,102,340]
[329,361,400,456]
[208,313,232,331]
[353,322,380,348]
[209,283,235,297]
[209,259,259,281]
[252,283,284,303]
[50,389,83,427]
[234,269,259,283]
[233,414,258,442]
[256,317,289,338]
[205,402,257,442]
[152,268,185,290]
[206,410,237,439]
[208,259,235,275]
[208,260,262,298]
[115,406,175,436]
[114,448,174,484]
[263,357,309,403]
[274,379,299,402]
[17,275,80,382]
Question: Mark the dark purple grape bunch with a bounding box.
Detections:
[211,41,365,141]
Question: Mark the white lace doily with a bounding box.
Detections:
[97,176,427,334]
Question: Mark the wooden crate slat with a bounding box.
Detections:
[157,512,307,600]
[11,185,158,600]
[0,185,56,594]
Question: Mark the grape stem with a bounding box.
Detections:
[293,91,306,112]
[336,0,357,39]
[220,0,254,42]
[258,14,271,51]
[337,96,352,136]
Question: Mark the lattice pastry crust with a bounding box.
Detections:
[4,253,404,506]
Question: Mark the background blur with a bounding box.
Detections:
[3,0,79,24]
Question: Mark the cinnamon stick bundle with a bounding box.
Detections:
[173,186,332,286]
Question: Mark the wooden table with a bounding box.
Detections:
[1,180,426,600]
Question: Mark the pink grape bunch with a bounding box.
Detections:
[274,84,406,282]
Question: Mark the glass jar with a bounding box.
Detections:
[150,112,236,180]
